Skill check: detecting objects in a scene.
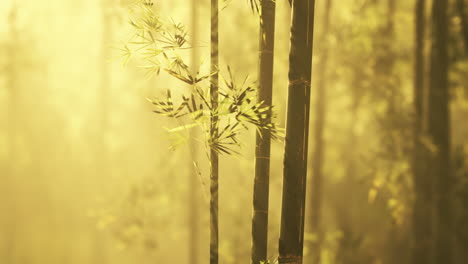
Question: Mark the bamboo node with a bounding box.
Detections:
[289,78,310,87]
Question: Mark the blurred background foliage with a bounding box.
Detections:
[0,0,467,264]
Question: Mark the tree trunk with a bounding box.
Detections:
[210,0,219,263]
[428,0,452,263]
[189,0,200,262]
[307,0,332,263]
[278,0,316,263]
[251,0,276,263]
[412,0,433,264]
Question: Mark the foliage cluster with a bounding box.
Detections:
[121,0,282,155]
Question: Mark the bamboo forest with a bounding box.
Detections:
[1,0,468,263]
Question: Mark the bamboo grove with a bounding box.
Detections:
[1,0,468,264]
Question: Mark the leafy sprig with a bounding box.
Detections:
[122,0,282,155]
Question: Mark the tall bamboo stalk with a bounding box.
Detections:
[429,0,451,263]
[210,0,219,263]
[4,3,18,262]
[189,0,200,263]
[457,0,468,53]
[308,0,332,263]
[251,0,276,263]
[278,0,316,263]
[99,0,111,177]
[411,2,432,264]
